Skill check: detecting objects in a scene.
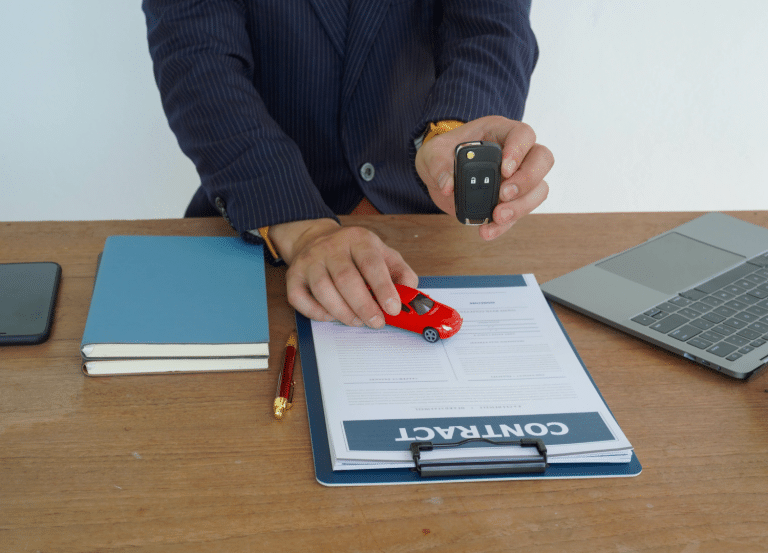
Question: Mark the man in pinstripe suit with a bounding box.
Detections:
[143,0,553,329]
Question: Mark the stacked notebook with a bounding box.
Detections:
[81,236,269,376]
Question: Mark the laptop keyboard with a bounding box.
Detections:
[631,253,768,363]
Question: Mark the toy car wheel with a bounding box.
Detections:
[422,327,440,343]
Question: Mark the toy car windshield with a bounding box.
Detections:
[410,294,434,315]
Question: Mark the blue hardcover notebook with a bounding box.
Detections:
[81,236,269,376]
[297,275,642,486]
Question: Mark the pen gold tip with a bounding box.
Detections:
[274,397,288,420]
[286,332,297,348]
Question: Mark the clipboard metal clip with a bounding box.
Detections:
[410,438,549,478]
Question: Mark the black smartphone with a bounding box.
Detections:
[453,141,502,225]
[0,262,61,345]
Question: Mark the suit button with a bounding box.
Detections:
[359,162,375,182]
[214,197,233,226]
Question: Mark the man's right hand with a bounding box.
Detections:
[268,218,418,328]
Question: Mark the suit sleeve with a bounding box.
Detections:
[142,0,337,237]
[415,0,538,133]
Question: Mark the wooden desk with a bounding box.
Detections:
[2,212,767,552]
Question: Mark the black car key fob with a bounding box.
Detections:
[453,141,502,225]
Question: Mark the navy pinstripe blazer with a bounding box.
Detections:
[143,0,538,240]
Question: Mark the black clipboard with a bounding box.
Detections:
[297,275,642,486]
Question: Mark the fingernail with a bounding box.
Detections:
[437,172,451,191]
[502,184,519,201]
[498,207,513,223]
[503,158,517,175]
[367,314,385,328]
[483,226,499,241]
[384,297,399,316]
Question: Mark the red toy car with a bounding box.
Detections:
[380,284,463,342]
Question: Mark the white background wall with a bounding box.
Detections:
[1,1,766,222]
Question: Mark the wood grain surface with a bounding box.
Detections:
[1,212,767,552]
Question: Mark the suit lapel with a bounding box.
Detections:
[307,0,348,58]
[341,0,392,112]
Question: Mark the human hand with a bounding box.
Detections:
[415,116,554,241]
[268,218,418,327]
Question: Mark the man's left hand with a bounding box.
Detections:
[415,115,554,241]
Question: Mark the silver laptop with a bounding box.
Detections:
[541,213,768,379]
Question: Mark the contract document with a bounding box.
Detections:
[309,275,634,471]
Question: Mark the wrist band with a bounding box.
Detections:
[422,120,464,146]
[256,226,283,264]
